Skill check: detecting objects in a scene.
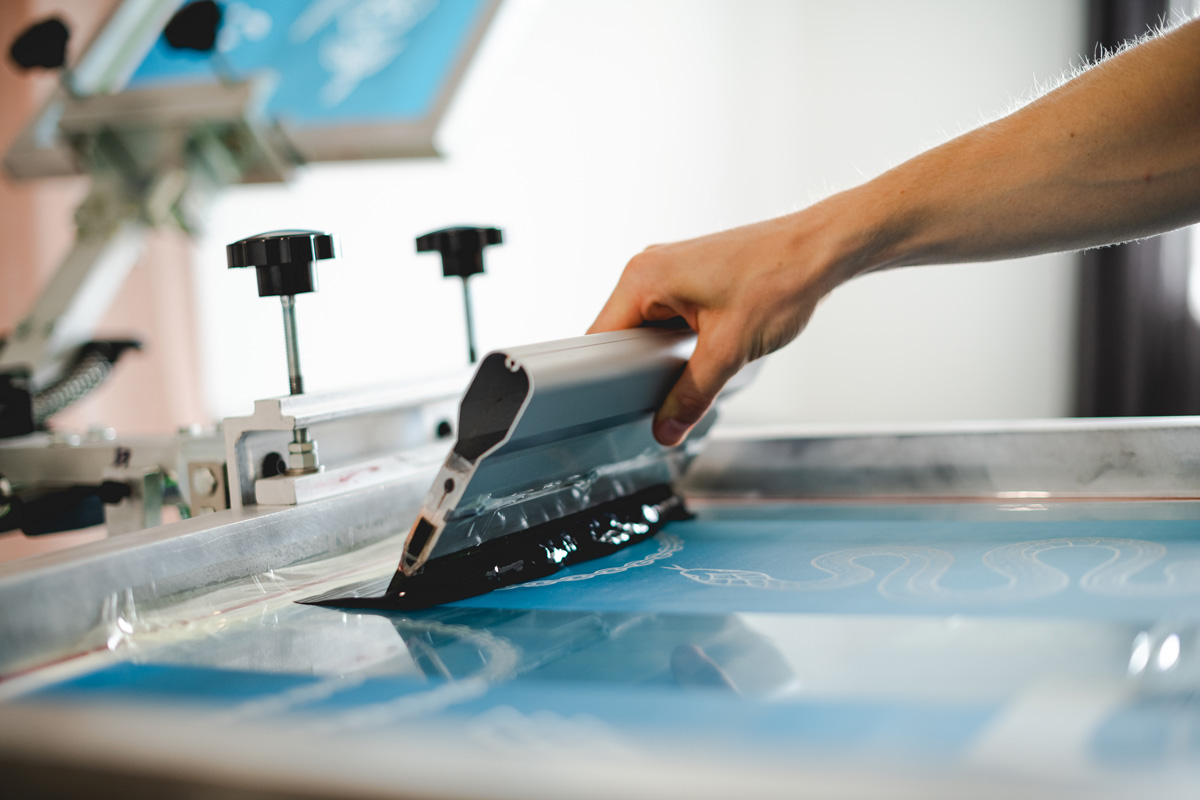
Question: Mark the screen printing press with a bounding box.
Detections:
[5,333,1200,799]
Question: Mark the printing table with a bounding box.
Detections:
[3,421,1200,799]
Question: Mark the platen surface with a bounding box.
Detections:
[12,501,1200,789]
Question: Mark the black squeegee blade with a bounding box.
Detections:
[305,484,688,610]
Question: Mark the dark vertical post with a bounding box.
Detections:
[1075,0,1199,416]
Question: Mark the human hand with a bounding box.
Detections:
[593,19,1200,450]
[589,206,856,446]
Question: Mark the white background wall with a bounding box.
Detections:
[193,0,1088,426]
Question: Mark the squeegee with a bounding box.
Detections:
[309,326,747,609]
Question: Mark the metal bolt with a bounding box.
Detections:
[287,439,321,474]
[461,279,478,364]
[280,294,304,396]
[86,425,117,442]
[49,431,81,447]
[191,466,218,498]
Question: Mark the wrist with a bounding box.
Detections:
[780,180,921,292]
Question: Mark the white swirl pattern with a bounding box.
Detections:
[669,537,1200,602]
[500,533,685,590]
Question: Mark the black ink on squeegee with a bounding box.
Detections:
[304,485,689,610]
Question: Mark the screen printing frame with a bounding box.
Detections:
[5,418,1200,799]
[225,0,505,163]
[5,417,1200,798]
[5,415,1200,683]
[6,0,504,176]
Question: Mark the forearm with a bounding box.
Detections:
[825,18,1200,279]
[591,18,1200,446]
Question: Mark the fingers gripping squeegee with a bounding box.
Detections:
[309,327,743,609]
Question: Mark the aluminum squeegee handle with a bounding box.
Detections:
[398,327,707,576]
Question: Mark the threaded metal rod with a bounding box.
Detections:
[461,278,477,364]
[280,294,303,395]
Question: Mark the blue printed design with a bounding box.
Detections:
[128,0,488,125]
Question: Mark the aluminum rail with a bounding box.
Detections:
[0,459,439,679]
[683,417,1200,500]
[0,220,144,389]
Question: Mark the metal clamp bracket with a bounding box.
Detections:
[224,376,467,510]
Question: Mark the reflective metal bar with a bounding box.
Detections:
[461,280,477,364]
[0,467,435,678]
[684,417,1200,500]
[279,295,304,397]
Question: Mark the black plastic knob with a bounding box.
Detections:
[164,1,222,53]
[227,230,336,297]
[9,17,69,71]
[416,227,502,279]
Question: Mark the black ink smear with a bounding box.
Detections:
[305,485,690,610]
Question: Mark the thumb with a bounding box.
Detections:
[653,333,742,446]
